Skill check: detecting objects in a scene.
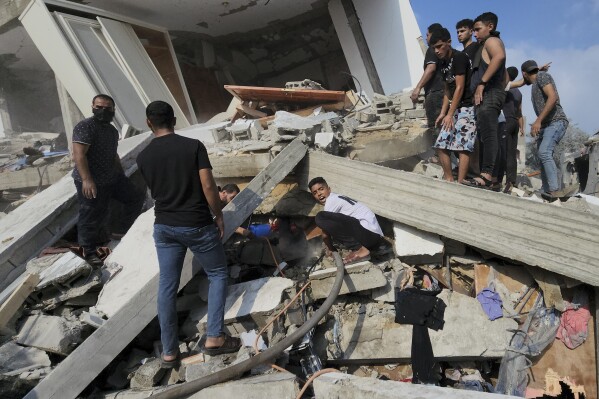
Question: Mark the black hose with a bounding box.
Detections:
[152,252,346,399]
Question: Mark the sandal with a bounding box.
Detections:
[160,352,180,369]
[461,175,493,190]
[201,334,242,356]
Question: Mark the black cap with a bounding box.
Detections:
[521,60,539,73]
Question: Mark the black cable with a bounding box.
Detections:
[339,71,365,116]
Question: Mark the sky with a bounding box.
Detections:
[410,0,599,134]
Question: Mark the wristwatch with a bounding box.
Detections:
[479,80,488,86]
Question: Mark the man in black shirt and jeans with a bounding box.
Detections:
[456,18,480,62]
[411,23,445,132]
[137,101,241,367]
[430,28,476,183]
[72,94,143,267]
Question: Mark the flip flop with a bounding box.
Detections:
[201,335,242,356]
[462,175,493,190]
[160,353,180,369]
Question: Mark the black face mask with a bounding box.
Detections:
[93,107,115,123]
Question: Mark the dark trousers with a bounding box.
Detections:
[476,88,506,174]
[315,211,381,251]
[424,90,444,130]
[492,122,507,179]
[496,118,519,184]
[75,173,144,254]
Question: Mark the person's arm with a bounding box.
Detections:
[531,81,558,136]
[441,74,465,132]
[411,63,437,103]
[199,168,224,239]
[518,104,525,136]
[435,91,450,128]
[474,38,506,105]
[510,79,525,89]
[72,142,96,199]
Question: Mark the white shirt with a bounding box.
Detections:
[324,193,383,236]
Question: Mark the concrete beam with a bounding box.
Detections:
[24,138,307,399]
[298,151,599,286]
[0,162,69,191]
[314,373,519,399]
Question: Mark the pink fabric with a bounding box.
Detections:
[556,304,591,349]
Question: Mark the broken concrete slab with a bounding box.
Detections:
[190,277,294,330]
[309,261,387,299]
[356,129,431,163]
[318,290,516,361]
[185,357,227,382]
[16,314,83,355]
[371,261,407,302]
[130,358,165,389]
[0,341,51,373]
[393,222,443,263]
[313,372,518,399]
[185,373,299,399]
[33,252,91,290]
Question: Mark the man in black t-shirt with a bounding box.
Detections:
[411,23,445,130]
[456,18,480,63]
[429,28,477,184]
[72,94,143,267]
[137,101,240,367]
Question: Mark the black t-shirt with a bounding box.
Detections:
[137,134,214,227]
[423,47,444,95]
[72,117,119,186]
[503,87,523,120]
[462,41,480,62]
[439,49,473,108]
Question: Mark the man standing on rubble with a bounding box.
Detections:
[511,60,569,198]
[462,12,507,189]
[430,28,476,183]
[137,101,241,368]
[411,23,445,132]
[309,177,387,264]
[72,94,143,268]
[456,19,480,62]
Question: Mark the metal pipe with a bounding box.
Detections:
[152,252,346,399]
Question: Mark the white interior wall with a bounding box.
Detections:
[328,0,375,97]
[352,0,423,94]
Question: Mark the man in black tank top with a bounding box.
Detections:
[463,12,508,189]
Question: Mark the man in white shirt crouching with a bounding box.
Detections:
[309,177,387,264]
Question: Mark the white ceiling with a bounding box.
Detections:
[66,0,326,37]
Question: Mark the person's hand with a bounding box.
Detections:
[441,114,454,132]
[410,88,420,103]
[519,129,525,137]
[530,120,542,137]
[435,113,445,128]
[215,215,225,239]
[474,84,484,106]
[82,178,97,199]
[540,62,552,72]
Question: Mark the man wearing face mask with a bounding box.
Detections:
[72,94,144,267]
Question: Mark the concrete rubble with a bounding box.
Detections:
[0,43,596,399]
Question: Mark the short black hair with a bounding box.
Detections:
[429,28,451,46]
[456,18,474,30]
[92,94,115,107]
[427,23,443,33]
[308,177,327,190]
[146,101,175,129]
[507,66,519,81]
[474,12,498,30]
[221,183,240,194]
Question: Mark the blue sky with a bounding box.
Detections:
[411,0,599,134]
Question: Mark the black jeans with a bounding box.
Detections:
[75,173,144,254]
[504,118,520,184]
[475,88,506,175]
[315,211,382,251]
[425,90,444,130]
[492,122,506,179]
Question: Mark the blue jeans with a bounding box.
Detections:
[537,119,568,192]
[153,223,228,356]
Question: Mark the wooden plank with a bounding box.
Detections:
[236,103,267,119]
[298,152,599,286]
[0,273,39,328]
[224,85,346,104]
[24,138,307,399]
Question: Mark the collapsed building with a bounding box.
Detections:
[0,1,599,399]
